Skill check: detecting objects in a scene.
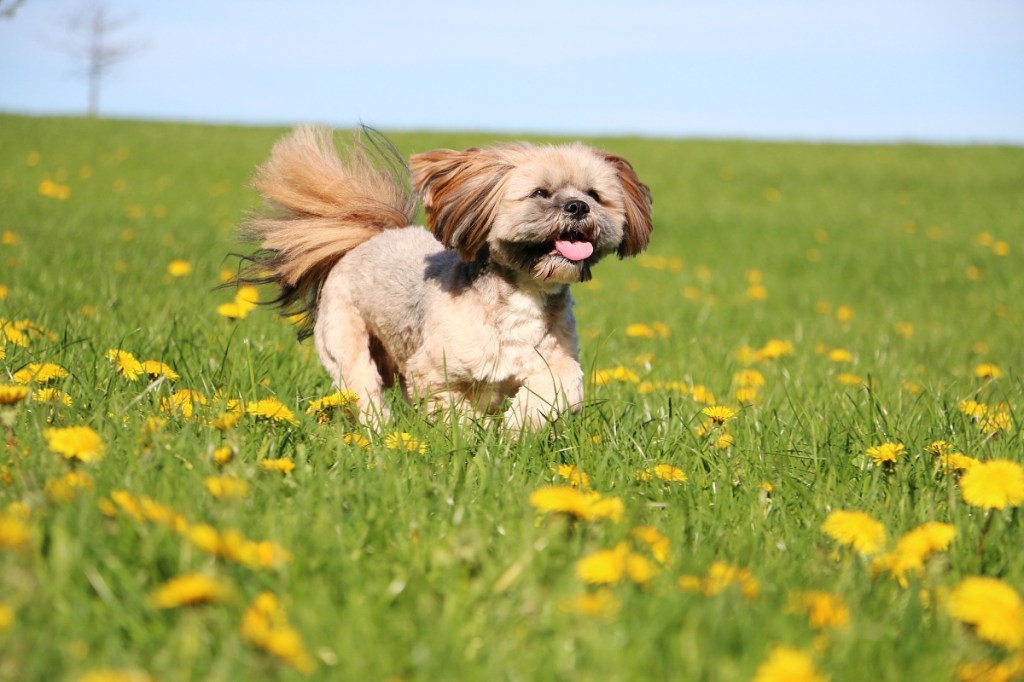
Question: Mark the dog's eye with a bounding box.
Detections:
[587,189,601,203]
[530,188,551,199]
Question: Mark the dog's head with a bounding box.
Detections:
[411,142,652,283]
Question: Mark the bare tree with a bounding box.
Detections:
[53,2,144,116]
[1,0,27,20]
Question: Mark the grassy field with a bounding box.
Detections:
[1,113,1023,681]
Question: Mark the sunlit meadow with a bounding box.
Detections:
[1,114,1023,681]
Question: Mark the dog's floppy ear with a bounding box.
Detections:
[604,153,653,258]
[411,148,512,261]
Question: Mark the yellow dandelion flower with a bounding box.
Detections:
[216,302,246,319]
[638,380,689,395]
[1,319,54,347]
[559,588,621,619]
[836,305,855,322]
[143,416,167,436]
[894,521,956,562]
[204,476,251,500]
[895,322,914,338]
[625,552,657,585]
[260,457,296,475]
[714,433,735,450]
[5,501,28,518]
[979,410,1012,436]
[159,389,207,418]
[529,485,589,517]
[211,409,243,431]
[789,591,851,630]
[140,360,179,381]
[32,387,73,406]
[384,432,428,454]
[701,405,737,425]
[577,544,628,585]
[828,348,853,363]
[576,543,655,586]
[753,645,827,682]
[960,460,1024,510]
[875,521,957,586]
[105,349,144,380]
[955,658,1023,682]
[948,576,1024,649]
[167,259,192,277]
[702,562,760,599]
[625,323,657,339]
[241,592,315,673]
[529,486,623,523]
[552,463,591,489]
[12,362,68,385]
[0,384,30,405]
[836,373,865,386]
[638,464,688,483]
[586,495,625,523]
[822,510,886,556]
[38,178,71,199]
[677,575,703,593]
[866,442,905,466]
[218,285,261,320]
[44,425,104,463]
[631,525,671,564]
[734,369,766,388]
[755,339,794,361]
[246,398,298,425]
[213,446,234,466]
[734,386,760,405]
[44,471,94,504]
[343,433,370,448]
[592,366,640,385]
[0,602,12,631]
[306,390,359,423]
[185,524,222,554]
[960,400,988,419]
[974,363,1002,380]
[150,573,232,609]
[236,285,260,312]
[939,453,979,473]
[927,440,952,457]
[0,512,31,549]
[688,384,716,405]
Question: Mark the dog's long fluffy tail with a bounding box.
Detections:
[240,126,417,337]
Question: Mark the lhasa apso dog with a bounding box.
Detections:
[242,127,652,429]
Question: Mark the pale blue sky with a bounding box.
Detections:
[1,0,1022,142]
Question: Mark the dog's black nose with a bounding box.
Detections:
[564,199,589,218]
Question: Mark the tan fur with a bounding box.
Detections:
[242,126,416,314]
[603,153,654,257]
[243,126,653,430]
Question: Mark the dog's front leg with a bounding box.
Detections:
[505,353,584,431]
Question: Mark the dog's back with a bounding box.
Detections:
[242,126,417,336]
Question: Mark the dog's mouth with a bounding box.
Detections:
[549,228,594,263]
[493,227,601,283]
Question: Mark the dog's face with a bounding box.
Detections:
[411,143,652,284]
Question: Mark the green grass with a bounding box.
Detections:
[1,113,1023,681]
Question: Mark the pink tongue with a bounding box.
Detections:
[553,240,594,262]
